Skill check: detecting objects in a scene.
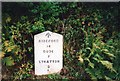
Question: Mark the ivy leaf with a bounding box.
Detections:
[3,57,14,66]
[4,40,9,46]
[6,17,11,23]
[7,47,12,52]
[0,52,5,58]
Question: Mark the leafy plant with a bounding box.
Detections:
[13,62,33,80]
[2,2,119,80]
[78,27,117,80]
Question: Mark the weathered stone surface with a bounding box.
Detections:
[34,31,63,75]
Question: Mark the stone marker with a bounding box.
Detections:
[34,31,63,75]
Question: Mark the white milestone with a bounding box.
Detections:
[34,31,63,75]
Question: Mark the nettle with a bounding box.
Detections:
[78,27,117,80]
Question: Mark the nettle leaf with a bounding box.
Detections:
[85,68,97,80]
[86,47,91,51]
[104,52,115,58]
[93,57,99,62]
[94,54,102,59]
[100,60,116,72]
[102,49,115,58]
[104,76,112,80]
[95,70,103,79]
[102,49,109,52]
[88,62,94,68]
[3,57,14,66]
[78,55,84,63]
[93,43,100,49]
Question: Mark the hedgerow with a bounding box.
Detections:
[1,2,120,80]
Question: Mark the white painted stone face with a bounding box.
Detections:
[34,31,63,75]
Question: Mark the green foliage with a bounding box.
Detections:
[48,74,62,79]
[78,27,117,80]
[2,2,119,80]
[13,62,33,80]
[2,14,45,79]
[2,57,14,66]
